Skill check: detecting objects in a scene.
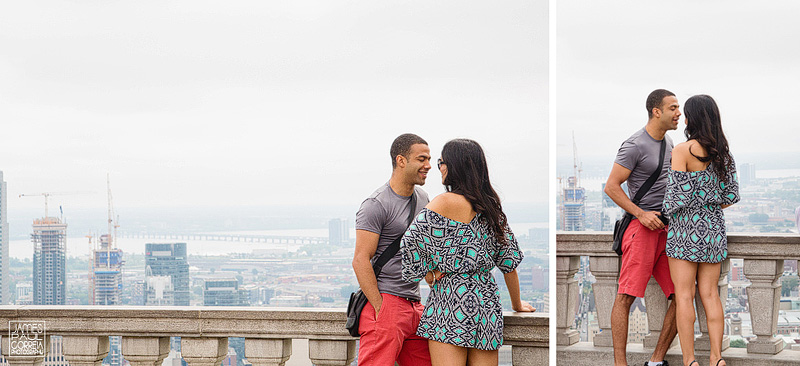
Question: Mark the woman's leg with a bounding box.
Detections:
[466,347,499,366]
[668,257,699,366]
[697,262,726,366]
[429,340,468,366]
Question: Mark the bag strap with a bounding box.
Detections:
[632,139,666,205]
[371,190,417,278]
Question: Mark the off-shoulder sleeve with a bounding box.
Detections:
[494,227,523,273]
[401,209,440,282]
[662,170,697,216]
[720,163,740,206]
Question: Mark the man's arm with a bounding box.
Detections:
[352,229,384,317]
[605,163,664,230]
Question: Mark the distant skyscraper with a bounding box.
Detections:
[328,218,349,245]
[739,163,756,186]
[32,217,67,305]
[145,243,190,306]
[92,235,124,305]
[203,278,249,306]
[0,171,8,304]
[562,176,586,231]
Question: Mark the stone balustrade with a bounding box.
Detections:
[0,306,548,366]
[556,232,800,366]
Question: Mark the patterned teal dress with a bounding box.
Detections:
[401,208,523,350]
[662,162,740,263]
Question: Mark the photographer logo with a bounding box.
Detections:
[8,321,46,357]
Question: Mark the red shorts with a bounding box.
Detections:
[617,219,675,299]
[358,293,432,366]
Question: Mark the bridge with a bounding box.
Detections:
[117,232,329,245]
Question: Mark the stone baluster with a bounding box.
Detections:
[61,336,110,366]
[694,258,730,351]
[589,255,620,347]
[181,337,229,366]
[744,259,784,354]
[643,277,672,348]
[121,337,170,366]
[556,255,580,345]
[245,339,292,366]
[2,335,48,366]
[308,339,356,366]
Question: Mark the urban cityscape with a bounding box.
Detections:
[0,171,550,365]
[557,155,800,352]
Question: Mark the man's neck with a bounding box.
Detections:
[645,120,667,140]
[389,174,415,197]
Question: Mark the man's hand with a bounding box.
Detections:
[636,210,665,230]
[373,297,383,318]
[424,270,444,286]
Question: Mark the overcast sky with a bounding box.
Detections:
[1,1,548,213]
[557,1,800,176]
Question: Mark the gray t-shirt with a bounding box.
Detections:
[614,127,674,212]
[355,182,430,301]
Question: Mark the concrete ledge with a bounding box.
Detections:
[0,306,548,345]
[557,342,800,366]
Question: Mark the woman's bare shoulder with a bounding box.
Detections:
[426,193,474,222]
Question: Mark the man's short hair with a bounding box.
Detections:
[390,133,428,168]
[646,89,676,118]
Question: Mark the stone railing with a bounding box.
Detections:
[0,306,548,366]
[556,232,800,366]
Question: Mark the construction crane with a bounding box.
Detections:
[19,191,92,218]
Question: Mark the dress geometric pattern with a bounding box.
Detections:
[662,161,740,263]
[401,208,522,350]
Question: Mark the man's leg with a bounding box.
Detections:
[397,300,432,366]
[358,294,404,366]
[651,227,678,364]
[612,293,636,366]
[650,298,677,363]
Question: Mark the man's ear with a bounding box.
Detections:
[652,107,662,119]
[395,154,406,168]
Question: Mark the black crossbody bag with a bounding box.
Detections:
[612,139,666,255]
[345,192,417,337]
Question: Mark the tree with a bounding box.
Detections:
[730,339,747,348]
[748,213,769,223]
[782,275,799,297]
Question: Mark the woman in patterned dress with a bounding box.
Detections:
[662,95,740,366]
[401,138,534,365]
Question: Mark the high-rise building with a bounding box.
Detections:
[0,171,8,304]
[739,162,756,186]
[328,218,350,245]
[145,243,190,306]
[562,176,586,231]
[203,278,249,306]
[92,235,124,305]
[32,217,67,305]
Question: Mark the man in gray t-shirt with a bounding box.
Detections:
[352,133,432,365]
[604,89,680,366]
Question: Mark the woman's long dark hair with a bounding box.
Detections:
[441,139,508,246]
[684,94,733,183]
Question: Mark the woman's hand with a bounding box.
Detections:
[512,299,536,312]
[425,270,445,286]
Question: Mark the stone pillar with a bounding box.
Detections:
[181,337,229,366]
[1,335,48,366]
[556,255,580,345]
[643,276,672,348]
[695,258,730,351]
[121,337,170,366]
[245,338,292,366]
[590,255,620,347]
[308,339,355,366]
[61,336,110,366]
[744,259,784,354]
[511,345,548,366]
